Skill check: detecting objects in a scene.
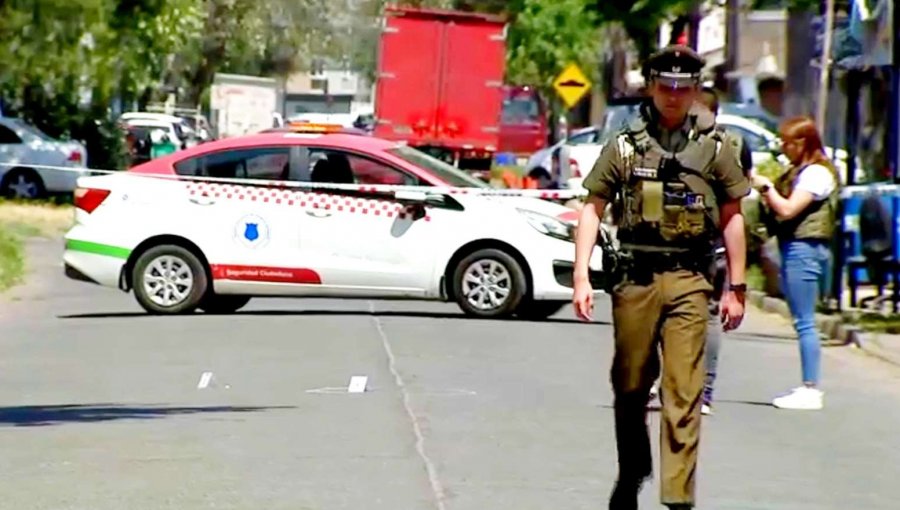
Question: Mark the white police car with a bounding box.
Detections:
[62,132,606,319]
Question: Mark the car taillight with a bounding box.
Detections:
[569,158,581,177]
[74,187,110,213]
[67,151,83,163]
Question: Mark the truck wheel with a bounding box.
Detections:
[199,295,251,314]
[515,300,567,320]
[132,245,208,314]
[452,248,527,318]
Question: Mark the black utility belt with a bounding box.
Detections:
[624,249,712,272]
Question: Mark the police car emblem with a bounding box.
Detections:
[234,214,270,248]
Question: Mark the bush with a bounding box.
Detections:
[754,157,785,180]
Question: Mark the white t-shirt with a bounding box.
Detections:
[794,164,837,200]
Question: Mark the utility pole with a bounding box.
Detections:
[815,0,836,135]
[891,0,900,182]
[724,0,741,101]
[687,1,702,53]
[783,6,816,117]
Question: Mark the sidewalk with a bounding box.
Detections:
[854,332,900,366]
[748,288,900,368]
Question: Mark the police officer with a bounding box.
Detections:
[572,45,751,509]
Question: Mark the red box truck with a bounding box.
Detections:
[374,5,507,169]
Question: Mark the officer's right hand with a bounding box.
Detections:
[573,277,594,321]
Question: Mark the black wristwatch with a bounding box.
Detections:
[728,283,748,293]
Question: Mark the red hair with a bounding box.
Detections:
[779,116,829,166]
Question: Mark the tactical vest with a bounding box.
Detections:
[613,107,724,254]
[768,161,840,241]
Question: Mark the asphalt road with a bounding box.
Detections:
[1,237,899,510]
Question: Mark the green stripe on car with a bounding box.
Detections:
[66,240,131,259]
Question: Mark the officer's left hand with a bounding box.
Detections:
[720,291,745,331]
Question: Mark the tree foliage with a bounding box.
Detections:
[504,0,600,97]
[0,0,760,165]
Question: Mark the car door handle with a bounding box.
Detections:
[189,194,216,206]
[305,209,332,218]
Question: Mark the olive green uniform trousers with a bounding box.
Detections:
[610,268,712,505]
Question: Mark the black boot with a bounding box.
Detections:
[665,504,693,510]
[608,477,645,510]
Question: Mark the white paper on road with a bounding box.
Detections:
[348,376,368,393]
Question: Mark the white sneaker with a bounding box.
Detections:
[772,387,824,410]
[701,404,712,415]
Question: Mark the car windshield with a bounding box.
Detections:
[385,146,491,188]
[8,119,55,141]
[501,97,540,123]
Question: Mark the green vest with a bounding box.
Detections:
[767,161,840,241]
[613,105,723,253]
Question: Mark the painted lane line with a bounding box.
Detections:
[369,301,447,510]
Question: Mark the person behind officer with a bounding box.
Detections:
[572,45,750,509]
[695,86,753,414]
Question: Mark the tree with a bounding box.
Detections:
[504,0,599,95]
[591,0,698,61]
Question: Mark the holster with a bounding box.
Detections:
[601,246,633,292]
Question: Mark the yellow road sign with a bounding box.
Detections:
[553,63,591,109]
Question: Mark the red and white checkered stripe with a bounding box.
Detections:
[185,182,432,221]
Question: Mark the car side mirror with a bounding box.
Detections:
[394,190,445,220]
[395,190,444,206]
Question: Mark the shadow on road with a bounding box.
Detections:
[725,331,797,343]
[0,403,296,427]
[57,309,610,326]
[714,399,774,408]
[597,399,774,411]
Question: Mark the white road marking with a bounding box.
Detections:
[305,387,353,394]
[197,371,214,389]
[369,301,447,510]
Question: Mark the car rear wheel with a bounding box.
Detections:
[0,168,46,199]
[132,245,208,314]
[199,295,251,314]
[452,248,527,318]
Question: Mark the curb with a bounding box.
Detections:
[852,333,900,367]
[748,290,863,348]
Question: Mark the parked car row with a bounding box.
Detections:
[523,101,865,190]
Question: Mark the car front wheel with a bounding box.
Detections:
[132,245,208,314]
[452,248,527,318]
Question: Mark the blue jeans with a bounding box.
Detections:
[780,240,832,385]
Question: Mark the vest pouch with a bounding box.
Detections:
[660,204,706,241]
[641,180,663,222]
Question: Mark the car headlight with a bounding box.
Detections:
[517,208,575,242]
